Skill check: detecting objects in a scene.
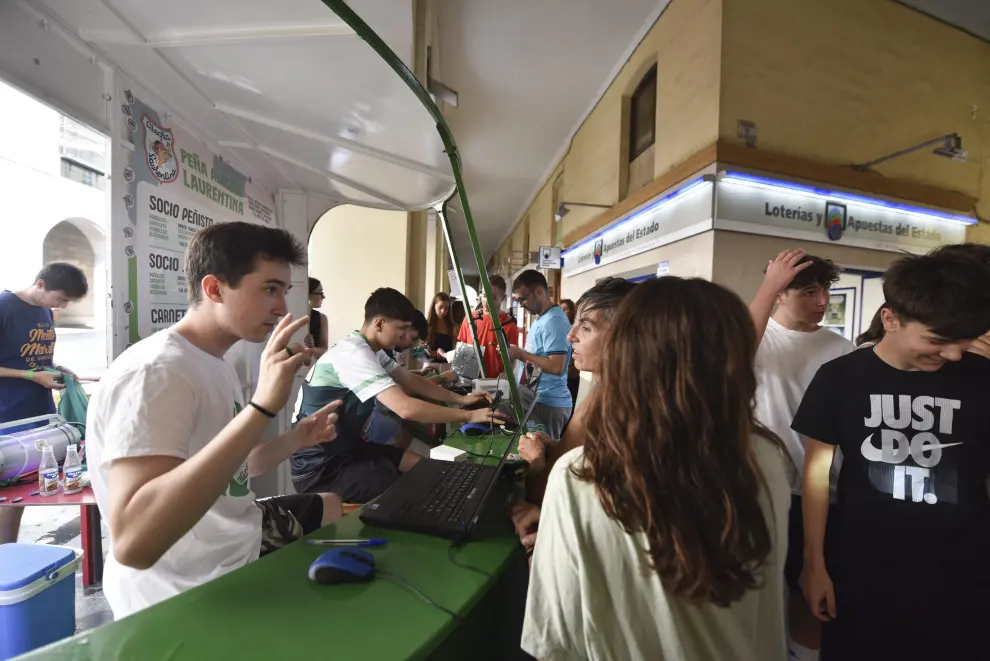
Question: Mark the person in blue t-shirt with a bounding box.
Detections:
[509,270,573,439]
[0,262,88,544]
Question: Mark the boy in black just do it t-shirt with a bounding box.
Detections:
[792,248,990,661]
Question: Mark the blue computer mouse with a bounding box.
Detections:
[308,548,376,584]
[460,423,490,437]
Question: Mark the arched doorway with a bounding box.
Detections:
[42,219,105,328]
[308,205,409,343]
[42,218,107,378]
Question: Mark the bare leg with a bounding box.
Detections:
[318,493,343,525]
[406,437,432,458]
[398,451,422,474]
[0,506,25,544]
[789,587,822,651]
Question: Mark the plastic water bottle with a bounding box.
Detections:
[38,443,59,496]
[62,444,82,495]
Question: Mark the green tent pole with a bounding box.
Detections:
[322,0,525,422]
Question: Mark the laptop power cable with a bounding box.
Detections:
[378,570,460,620]
[447,541,492,578]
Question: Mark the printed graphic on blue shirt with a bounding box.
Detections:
[0,291,57,423]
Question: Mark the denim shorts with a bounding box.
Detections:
[361,408,402,445]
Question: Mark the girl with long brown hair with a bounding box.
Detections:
[426,292,455,357]
[522,277,790,661]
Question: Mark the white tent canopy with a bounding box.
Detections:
[0,0,455,211]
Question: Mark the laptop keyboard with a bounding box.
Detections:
[408,463,485,525]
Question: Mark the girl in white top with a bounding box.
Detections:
[522,276,791,661]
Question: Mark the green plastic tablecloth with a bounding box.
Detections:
[16,431,531,661]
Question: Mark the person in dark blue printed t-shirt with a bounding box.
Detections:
[0,262,88,544]
[509,270,573,439]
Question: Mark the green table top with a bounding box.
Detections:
[19,432,523,661]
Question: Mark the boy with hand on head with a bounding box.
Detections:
[292,288,504,503]
[0,262,89,544]
[509,270,573,439]
[748,249,853,661]
[794,249,990,660]
[87,222,345,619]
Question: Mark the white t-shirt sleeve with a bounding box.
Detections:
[377,350,398,373]
[336,345,397,403]
[522,455,586,660]
[96,366,197,464]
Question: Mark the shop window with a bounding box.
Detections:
[59,115,107,173]
[629,66,656,161]
[61,158,105,191]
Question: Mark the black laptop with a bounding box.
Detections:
[360,383,540,540]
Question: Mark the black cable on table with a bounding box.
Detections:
[378,570,460,620]
[447,542,492,577]
[480,373,503,463]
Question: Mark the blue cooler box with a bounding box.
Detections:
[0,543,82,660]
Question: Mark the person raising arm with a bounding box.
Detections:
[104,314,338,569]
[88,223,346,619]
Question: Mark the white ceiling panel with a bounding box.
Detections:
[19,0,453,211]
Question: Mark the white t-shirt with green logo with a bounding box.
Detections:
[87,328,260,618]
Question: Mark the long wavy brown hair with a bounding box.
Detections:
[576,276,784,607]
[427,291,453,346]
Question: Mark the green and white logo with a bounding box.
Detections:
[225,402,251,497]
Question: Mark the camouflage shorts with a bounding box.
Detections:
[255,494,324,556]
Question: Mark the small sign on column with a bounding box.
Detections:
[538,246,562,270]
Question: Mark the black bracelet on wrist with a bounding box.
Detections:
[248,401,277,419]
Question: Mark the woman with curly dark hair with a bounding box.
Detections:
[522,276,790,661]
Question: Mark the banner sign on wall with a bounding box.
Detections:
[715,173,971,254]
[561,178,714,278]
[112,76,277,351]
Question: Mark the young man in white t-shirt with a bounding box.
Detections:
[87,222,344,619]
[749,249,853,661]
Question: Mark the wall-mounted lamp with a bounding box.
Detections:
[852,132,967,171]
[555,201,612,222]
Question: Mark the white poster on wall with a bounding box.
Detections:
[562,179,713,278]
[538,246,561,269]
[715,174,969,254]
[136,182,217,337]
[111,75,277,353]
[447,268,462,298]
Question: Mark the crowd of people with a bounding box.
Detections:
[4,217,990,660]
[514,245,990,661]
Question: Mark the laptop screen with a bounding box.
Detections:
[449,343,481,379]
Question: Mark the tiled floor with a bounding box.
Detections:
[20,505,114,633]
